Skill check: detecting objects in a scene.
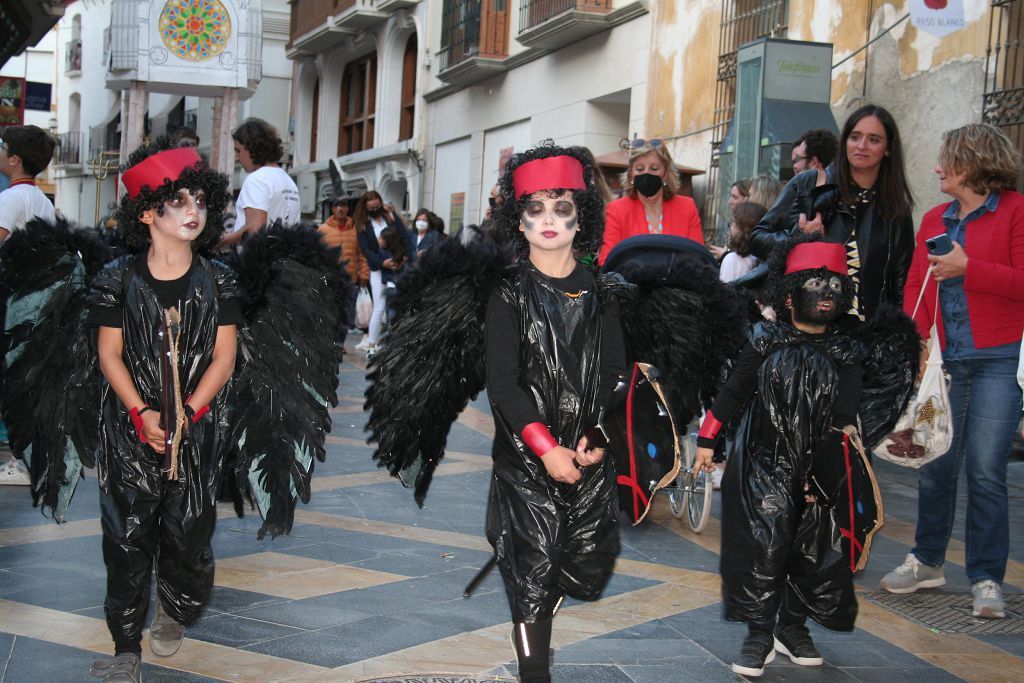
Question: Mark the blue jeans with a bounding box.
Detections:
[913,356,1020,584]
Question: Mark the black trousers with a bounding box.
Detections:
[100,446,216,654]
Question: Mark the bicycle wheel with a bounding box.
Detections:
[666,472,686,518]
[687,467,713,533]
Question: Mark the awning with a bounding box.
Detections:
[595,149,704,176]
[0,1,70,69]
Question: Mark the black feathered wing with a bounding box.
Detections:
[849,303,920,449]
[364,238,511,505]
[602,236,750,428]
[0,219,112,520]
[229,223,354,538]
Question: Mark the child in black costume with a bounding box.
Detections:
[88,144,242,682]
[486,145,626,682]
[694,238,863,678]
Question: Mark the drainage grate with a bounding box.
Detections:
[863,591,1024,635]
[355,677,515,683]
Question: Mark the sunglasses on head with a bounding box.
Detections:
[622,137,664,150]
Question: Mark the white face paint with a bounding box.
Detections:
[518,190,578,252]
[146,188,207,243]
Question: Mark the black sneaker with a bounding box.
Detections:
[731,631,775,677]
[774,624,823,666]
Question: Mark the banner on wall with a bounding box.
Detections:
[909,0,966,38]
[450,192,465,236]
[0,77,26,126]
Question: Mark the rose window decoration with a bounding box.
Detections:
[159,0,232,62]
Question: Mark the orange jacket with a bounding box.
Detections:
[598,194,703,263]
[318,215,369,285]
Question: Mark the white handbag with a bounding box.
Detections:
[872,265,953,468]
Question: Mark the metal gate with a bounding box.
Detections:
[984,0,1024,190]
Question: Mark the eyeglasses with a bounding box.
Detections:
[620,137,664,151]
[792,154,810,164]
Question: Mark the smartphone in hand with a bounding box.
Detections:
[925,233,953,256]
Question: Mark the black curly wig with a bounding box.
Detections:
[762,233,854,320]
[492,143,605,255]
[116,137,230,252]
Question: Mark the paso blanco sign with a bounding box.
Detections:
[910,0,967,38]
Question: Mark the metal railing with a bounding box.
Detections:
[184,108,198,131]
[65,37,82,73]
[984,0,1023,190]
[89,123,121,162]
[519,0,610,32]
[289,0,356,45]
[53,131,86,166]
[438,0,509,72]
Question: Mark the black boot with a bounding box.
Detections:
[512,619,552,683]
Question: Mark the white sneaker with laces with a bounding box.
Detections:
[971,580,1005,619]
[355,336,371,351]
[0,458,30,486]
[880,553,946,594]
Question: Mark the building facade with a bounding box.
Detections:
[50,0,293,227]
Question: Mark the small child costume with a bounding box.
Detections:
[697,241,868,675]
[89,251,243,654]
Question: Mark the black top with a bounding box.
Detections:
[89,255,243,328]
[485,262,625,436]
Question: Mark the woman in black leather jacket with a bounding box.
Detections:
[750,105,915,320]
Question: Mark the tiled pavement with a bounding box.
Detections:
[0,348,1022,682]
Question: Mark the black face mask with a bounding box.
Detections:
[633,173,664,198]
[791,275,843,325]
[368,206,384,217]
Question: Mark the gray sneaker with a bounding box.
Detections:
[880,553,946,594]
[971,580,1005,619]
[90,653,141,682]
[149,601,185,656]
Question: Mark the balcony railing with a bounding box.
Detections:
[519,0,610,32]
[89,124,121,161]
[438,0,509,73]
[65,37,82,73]
[53,131,86,166]
[184,108,198,131]
[289,0,355,46]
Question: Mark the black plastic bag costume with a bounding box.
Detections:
[717,320,864,631]
[484,261,623,621]
[89,253,241,647]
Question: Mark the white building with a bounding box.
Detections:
[50,0,293,227]
[286,0,428,221]
[0,31,58,197]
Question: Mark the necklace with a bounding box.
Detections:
[647,211,663,234]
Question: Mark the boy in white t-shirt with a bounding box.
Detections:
[0,125,57,241]
[218,118,300,249]
[0,125,57,485]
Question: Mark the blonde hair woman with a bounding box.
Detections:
[598,138,703,263]
[882,123,1024,621]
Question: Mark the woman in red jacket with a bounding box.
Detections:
[881,124,1024,621]
[598,139,702,263]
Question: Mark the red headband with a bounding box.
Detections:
[785,242,848,275]
[121,148,203,199]
[512,156,586,197]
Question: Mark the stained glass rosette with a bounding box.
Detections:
[159,0,231,62]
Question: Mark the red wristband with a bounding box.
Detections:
[521,422,558,458]
[129,407,149,444]
[189,404,210,423]
[697,410,723,442]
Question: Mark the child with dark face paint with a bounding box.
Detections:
[485,146,625,682]
[693,240,863,678]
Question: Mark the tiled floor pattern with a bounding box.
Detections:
[0,346,1021,682]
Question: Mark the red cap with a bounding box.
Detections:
[512,156,586,198]
[785,242,848,275]
[121,147,202,199]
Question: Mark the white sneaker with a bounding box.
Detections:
[971,580,1006,619]
[880,553,946,594]
[0,458,30,486]
[355,336,371,351]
